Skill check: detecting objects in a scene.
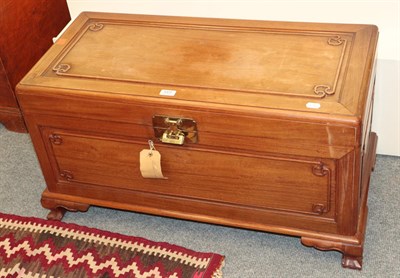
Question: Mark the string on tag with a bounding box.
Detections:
[148,140,155,157]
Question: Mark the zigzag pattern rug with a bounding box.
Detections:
[0,212,224,278]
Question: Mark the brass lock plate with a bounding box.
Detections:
[152,115,198,145]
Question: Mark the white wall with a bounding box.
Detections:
[67,0,400,156]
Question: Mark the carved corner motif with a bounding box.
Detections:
[311,163,331,214]
[312,203,327,215]
[312,35,346,97]
[312,163,329,177]
[60,170,74,181]
[314,85,335,98]
[328,35,345,46]
[52,64,71,74]
[89,23,104,32]
[49,134,63,145]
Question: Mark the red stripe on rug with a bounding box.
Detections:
[0,212,224,278]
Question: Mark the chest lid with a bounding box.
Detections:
[18,12,378,122]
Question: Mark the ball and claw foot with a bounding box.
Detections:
[47,207,67,221]
[342,255,363,270]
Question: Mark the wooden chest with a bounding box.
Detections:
[16,12,378,270]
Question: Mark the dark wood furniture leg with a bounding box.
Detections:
[0,60,27,132]
[0,107,27,132]
[0,0,70,132]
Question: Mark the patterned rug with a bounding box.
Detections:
[0,212,224,278]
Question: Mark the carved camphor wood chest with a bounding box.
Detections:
[16,12,378,269]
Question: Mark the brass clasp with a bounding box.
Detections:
[162,118,185,145]
[152,115,198,145]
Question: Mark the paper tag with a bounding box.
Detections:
[306,102,321,109]
[159,89,176,96]
[140,149,167,179]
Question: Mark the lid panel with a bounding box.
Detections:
[19,13,378,119]
[49,21,350,99]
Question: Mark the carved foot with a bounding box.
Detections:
[41,195,90,221]
[342,255,362,270]
[47,207,67,221]
[301,237,364,270]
